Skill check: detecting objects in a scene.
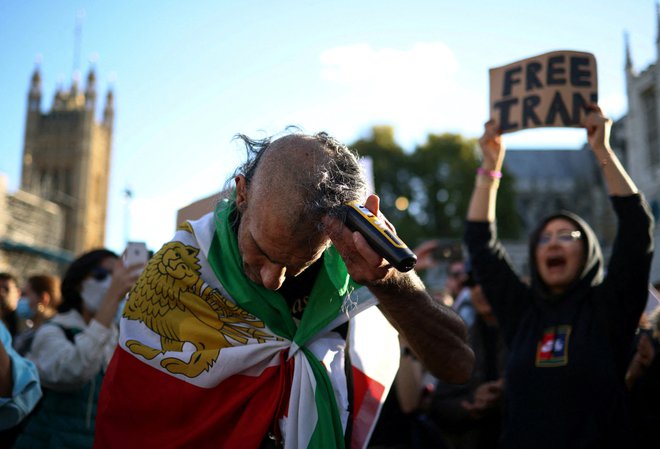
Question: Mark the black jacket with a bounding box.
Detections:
[464,194,654,449]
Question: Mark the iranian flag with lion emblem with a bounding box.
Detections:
[95,199,399,449]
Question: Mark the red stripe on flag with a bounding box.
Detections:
[95,347,293,449]
[350,366,386,449]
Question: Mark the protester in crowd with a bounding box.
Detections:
[13,275,62,356]
[95,131,475,449]
[12,249,141,449]
[427,282,506,449]
[367,333,446,449]
[626,304,660,447]
[464,104,654,448]
[368,242,455,449]
[0,320,41,448]
[0,273,21,338]
[445,258,476,328]
[370,247,507,449]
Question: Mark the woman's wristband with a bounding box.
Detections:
[476,167,503,179]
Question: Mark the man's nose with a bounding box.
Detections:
[260,263,286,291]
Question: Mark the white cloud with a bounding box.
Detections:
[316,42,484,149]
[314,42,620,150]
[320,42,459,87]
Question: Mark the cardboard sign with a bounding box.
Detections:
[489,50,598,134]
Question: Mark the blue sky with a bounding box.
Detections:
[0,0,657,254]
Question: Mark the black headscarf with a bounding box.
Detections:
[528,211,604,301]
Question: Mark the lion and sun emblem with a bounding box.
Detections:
[122,238,277,378]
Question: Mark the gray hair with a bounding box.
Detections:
[230,129,367,231]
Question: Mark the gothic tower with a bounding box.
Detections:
[623,5,660,207]
[20,65,114,255]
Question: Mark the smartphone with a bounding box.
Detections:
[342,201,417,272]
[123,241,149,273]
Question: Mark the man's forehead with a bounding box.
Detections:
[250,208,327,261]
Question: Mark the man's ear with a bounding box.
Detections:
[235,175,248,212]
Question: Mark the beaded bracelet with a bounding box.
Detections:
[476,167,503,179]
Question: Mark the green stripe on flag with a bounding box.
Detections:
[304,347,346,449]
[208,200,296,339]
[207,198,354,448]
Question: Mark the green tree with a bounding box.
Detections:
[350,126,520,246]
[351,126,428,242]
[411,132,520,240]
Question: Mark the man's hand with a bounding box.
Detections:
[322,194,396,285]
[324,194,474,384]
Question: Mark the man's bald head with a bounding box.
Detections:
[233,131,367,235]
[252,134,330,201]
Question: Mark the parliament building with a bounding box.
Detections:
[0,66,114,277]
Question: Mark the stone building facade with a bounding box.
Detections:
[0,66,114,280]
[619,9,660,283]
[21,66,114,255]
[499,147,612,277]
[505,147,613,239]
[0,175,70,277]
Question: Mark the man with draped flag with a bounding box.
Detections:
[95,131,474,449]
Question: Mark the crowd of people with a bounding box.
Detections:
[0,250,143,448]
[367,105,659,449]
[0,104,658,448]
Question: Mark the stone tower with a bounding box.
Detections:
[623,5,660,215]
[621,3,660,282]
[20,66,114,255]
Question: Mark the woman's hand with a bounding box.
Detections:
[106,258,143,303]
[583,104,613,155]
[478,120,505,171]
[582,103,638,195]
[93,258,144,328]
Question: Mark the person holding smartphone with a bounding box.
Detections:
[13,249,143,449]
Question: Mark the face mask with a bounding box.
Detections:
[80,275,112,313]
[16,297,34,320]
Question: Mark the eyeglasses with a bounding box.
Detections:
[447,271,464,279]
[90,267,111,281]
[537,230,582,246]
